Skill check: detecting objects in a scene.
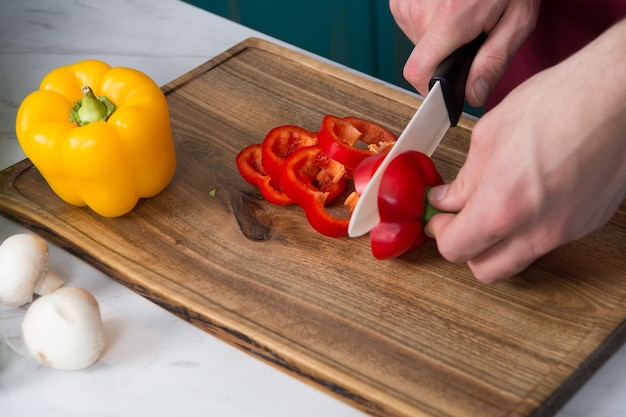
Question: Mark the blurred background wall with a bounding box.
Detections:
[184,0,483,117]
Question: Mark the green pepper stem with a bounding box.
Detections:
[69,86,116,126]
[422,200,441,224]
[422,187,442,224]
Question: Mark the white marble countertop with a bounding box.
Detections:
[0,1,625,416]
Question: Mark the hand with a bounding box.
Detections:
[389,0,540,106]
[424,19,626,283]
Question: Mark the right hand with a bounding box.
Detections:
[389,0,541,106]
[423,19,626,283]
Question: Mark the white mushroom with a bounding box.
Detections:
[0,234,64,307]
[22,287,106,370]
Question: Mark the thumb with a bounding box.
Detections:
[427,176,469,213]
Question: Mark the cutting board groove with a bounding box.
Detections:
[1,38,625,417]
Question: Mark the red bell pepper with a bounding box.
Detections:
[355,150,443,259]
[279,145,349,237]
[235,143,292,205]
[317,115,397,170]
[376,150,442,221]
[369,221,427,260]
[261,125,317,181]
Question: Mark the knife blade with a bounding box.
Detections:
[348,34,486,238]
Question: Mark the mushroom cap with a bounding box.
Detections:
[22,287,106,370]
[0,234,50,307]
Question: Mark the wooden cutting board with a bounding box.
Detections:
[1,38,625,417]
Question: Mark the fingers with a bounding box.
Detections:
[392,0,488,96]
[425,210,542,284]
[426,131,490,214]
[425,197,509,264]
[403,23,477,97]
[398,0,540,105]
[389,0,436,44]
[465,1,540,107]
[466,236,541,284]
[423,146,538,282]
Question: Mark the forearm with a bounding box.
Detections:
[559,18,626,204]
[569,18,626,128]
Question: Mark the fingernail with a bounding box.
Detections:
[428,184,448,202]
[471,78,492,107]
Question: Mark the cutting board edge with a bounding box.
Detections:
[528,316,626,417]
[162,37,477,132]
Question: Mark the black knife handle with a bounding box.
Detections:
[429,33,487,127]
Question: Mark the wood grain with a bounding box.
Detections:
[1,38,625,417]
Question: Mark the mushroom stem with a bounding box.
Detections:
[35,269,64,296]
[0,234,65,308]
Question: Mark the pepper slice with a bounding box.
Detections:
[235,143,292,205]
[261,125,317,181]
[279,146,348,237]
[343,150,386,214]
[353,150,386,195]
[317,115,397,170]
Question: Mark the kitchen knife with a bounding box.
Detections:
[348,34,486,238]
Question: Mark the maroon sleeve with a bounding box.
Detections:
[486,0,626,110]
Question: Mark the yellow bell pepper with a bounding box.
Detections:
[15,59,176,217]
